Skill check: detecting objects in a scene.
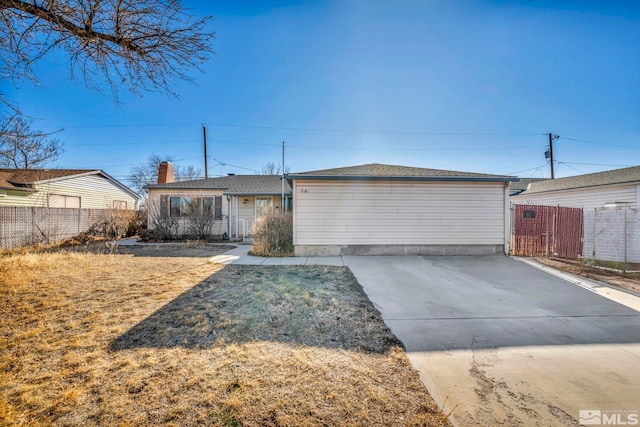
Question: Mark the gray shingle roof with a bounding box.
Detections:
[145,175,292,195]
[510,178,546,192]
[288,163,516,181]
[519,165,640,195]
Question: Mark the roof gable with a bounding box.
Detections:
[520,165,640,195]
[0,168,139,200]
[288,163,516,182]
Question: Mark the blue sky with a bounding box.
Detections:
[2,0,639,183]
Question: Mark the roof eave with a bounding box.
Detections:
[33,170,101,185]
[224,191,293,196]
[0,185,37,193]
[145,185,230,191]
[521,179,640,196]
[287,175,517,183]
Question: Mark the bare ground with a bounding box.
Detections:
[0,244,448,426]
[535,257,640,295]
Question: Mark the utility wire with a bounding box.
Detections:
[37,120,546,136]
[561,136,640,149]
[205,138,542,152]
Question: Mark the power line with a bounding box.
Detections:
[206,138,542,152]
[37,120,546,136]
[559,161,634,167]
[561,136,640,149]
[66,139,200,147]
[210,157,260,173]
[505,164,549,175]
[204,123,547,136]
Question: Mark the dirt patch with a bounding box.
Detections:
[0,246,449,426]
[535,257,640,295]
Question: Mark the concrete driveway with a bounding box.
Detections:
[344,255,640,426]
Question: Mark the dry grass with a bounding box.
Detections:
[536,257,640,294]
[0,245,448,426]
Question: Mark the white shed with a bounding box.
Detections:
[510,165,640,210]
[288,163,516,256]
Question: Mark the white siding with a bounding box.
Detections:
[510,183,638,209]
[0,174,138,208]
[293,180,505,245]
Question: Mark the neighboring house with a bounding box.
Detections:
[287,163,517,256]
[144,162,292,238]
[0,168,139,209]
[509,178,545,196]
[510,165,640,209]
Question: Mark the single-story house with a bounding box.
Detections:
[144,162,292,238]
[0,168,139,209]
[510,165,640,209]
[287,163,517,256]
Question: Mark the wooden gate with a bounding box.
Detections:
[511,204,584,258]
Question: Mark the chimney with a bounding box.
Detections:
[157,161,175,184]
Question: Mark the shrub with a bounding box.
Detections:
[250,213,293,257]
[89,209,142,239]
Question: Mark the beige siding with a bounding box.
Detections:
[0,191,41,207]
[234,197,255,236]
[510,183,638,209]
[293,180,505,245]
[147,189,229,236]
[0,175,138,209]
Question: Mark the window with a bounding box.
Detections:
[284,197,293,213]
[113,200,127,209]
[49,194,81,208]
[168,196,222,219]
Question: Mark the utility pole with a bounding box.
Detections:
[203,125,208,179]
[546,133,559,179]
[281,141,285,213]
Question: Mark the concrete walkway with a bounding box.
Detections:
[208,245,345,266]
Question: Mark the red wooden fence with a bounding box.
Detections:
[512,204,584,258]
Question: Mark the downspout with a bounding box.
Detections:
[235,196,240,239]
[227,195,232,240]
[504,182,510,255]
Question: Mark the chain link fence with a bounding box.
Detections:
[583,208,640,267]
[0,207,109,249]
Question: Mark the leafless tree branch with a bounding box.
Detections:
[0,0,215,102]
[0,111,64,168]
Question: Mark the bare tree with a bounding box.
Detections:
[0,111,63,168]
[127,153,202,197]
[0,0,215,103]
[261,161,290,175]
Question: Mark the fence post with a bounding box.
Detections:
[592,208,597,258]
[624,208,628,273]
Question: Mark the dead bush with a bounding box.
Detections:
[250,213,293,256]
[89,209,142,239]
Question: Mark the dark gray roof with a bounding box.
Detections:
[145,175,292,195]
[519,165,640,195]
[288,163,517,182]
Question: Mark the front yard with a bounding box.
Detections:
[0,244,448,426]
